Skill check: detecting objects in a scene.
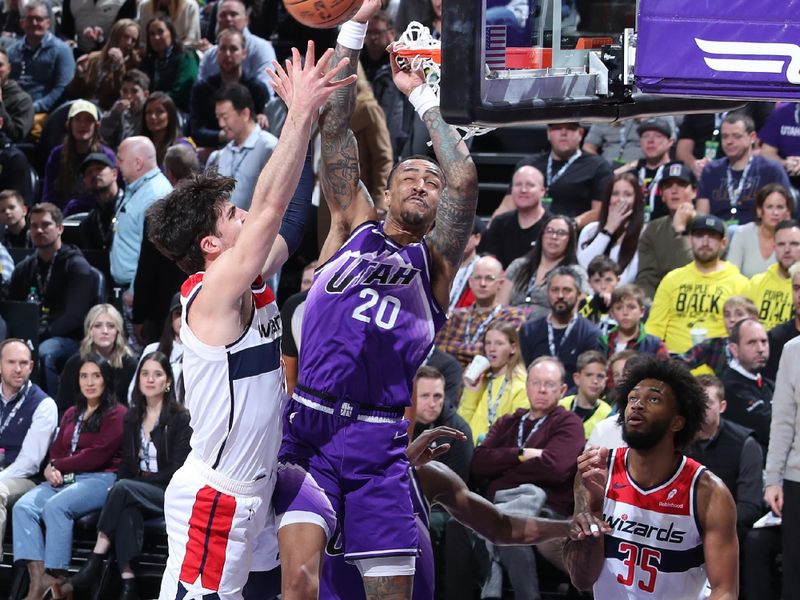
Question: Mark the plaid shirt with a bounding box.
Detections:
[434,304,527,367]
[676,336,731,376]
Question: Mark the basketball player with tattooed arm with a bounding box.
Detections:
[145,44,356,600]
[564,356,740,599]
[272,0,479,598]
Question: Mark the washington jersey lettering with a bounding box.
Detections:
[594,447,709,600]
[180,273,286,482]
[298,221,446,407]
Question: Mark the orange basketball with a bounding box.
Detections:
[283,0,364,28]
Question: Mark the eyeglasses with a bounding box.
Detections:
[528,380,560,390]
[24,15,48,22]
[470,274,498,282]
[544,228,569,238]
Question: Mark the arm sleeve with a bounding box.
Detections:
[765,344,799,486]
[277,148,314,256]
[576,224,609,269]
[34,44,76,113]
[52,406,125,473]
[457,384,484,424]
[735,436,764,529]
[0,243,14,285]
[0,397,57,480]
[146,412,192,486]
[116,421,137,480]
[99,110,123,150]
[726,229,746,273]
[188,81,222,148]
[168,51,198,110]
[758,110,782,148]
[507,414,585,485]
[583,124,603,148]
[644,275,672,344]
[445,424,474,484]
[470,415,521,477]
[635,224,659,300]
[47,258,96,338]
[249,39,276,92]
[0,88,34,142]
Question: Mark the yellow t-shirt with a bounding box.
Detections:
[645,261,749,353]
[458,369,529,445]
[559,395,613,439]
[747,263,793,330]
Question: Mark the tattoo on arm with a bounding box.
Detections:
[424,107,479,268]
[362,575,413,600]
[319,44,365,215]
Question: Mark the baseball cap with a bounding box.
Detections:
[637,118,672,138]
[660,163,697,186]
[79,152,116,173]
[68,99,99,121]
[689,215,726,237]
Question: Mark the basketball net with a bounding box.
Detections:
[393,22,495,143]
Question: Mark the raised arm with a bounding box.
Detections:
[386,48,478,307]
[195,44,356,335]
[318,1,383,262]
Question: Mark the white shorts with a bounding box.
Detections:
[158,455,273,600]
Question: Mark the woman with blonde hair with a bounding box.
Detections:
[57,304,138,415]
[67,19,142,111]
[137,0,201,46]
[458,321,529,445]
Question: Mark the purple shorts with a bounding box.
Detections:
[320,516,434,599]
[273,399,418,561]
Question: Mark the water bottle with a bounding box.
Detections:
[0,448,6,470]
[26,286,38,303]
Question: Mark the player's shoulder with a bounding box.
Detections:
[695,468,735,520]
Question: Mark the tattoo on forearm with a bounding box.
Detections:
[319,43,363,214]
[424,107,479,267]
[363,575,413,600]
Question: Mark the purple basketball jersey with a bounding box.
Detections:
[298,221,447,408]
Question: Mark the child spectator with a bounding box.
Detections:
[0,189,29,248]
[579,255,620,334]
[677,295,758,376]
[600,284,668,358]
[558,350,612,439]
[99,69,149,151]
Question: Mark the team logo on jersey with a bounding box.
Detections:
[605,514,687,544]
[695,38,800,85]
[325,254,420,294]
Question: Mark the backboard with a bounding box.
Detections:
[439,0,800,127]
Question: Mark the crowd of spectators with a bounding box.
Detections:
[0,0,797,598]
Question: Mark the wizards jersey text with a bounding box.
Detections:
[594,447,709,599]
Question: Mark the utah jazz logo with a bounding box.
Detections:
[695,38,800,85]
[325,253,420,294]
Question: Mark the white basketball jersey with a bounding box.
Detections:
[594,447,709,600]
[180,273,286,483]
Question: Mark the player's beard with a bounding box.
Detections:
[622,415,672,451]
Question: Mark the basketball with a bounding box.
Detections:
[283,0,364,29]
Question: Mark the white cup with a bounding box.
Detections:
[464,355,491,385]
[690,327,708,346]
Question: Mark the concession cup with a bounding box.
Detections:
[689,327,708,346]
[464,355,491,385]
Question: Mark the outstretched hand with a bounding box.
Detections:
[407,426,468,467]
[387,43,427,97]
[569,511,611,541]
[577,446,609,513]
[352,0,382,23]
[267,41,358,116]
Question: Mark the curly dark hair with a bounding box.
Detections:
[146,171,235,273]
[611,355,707,450]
